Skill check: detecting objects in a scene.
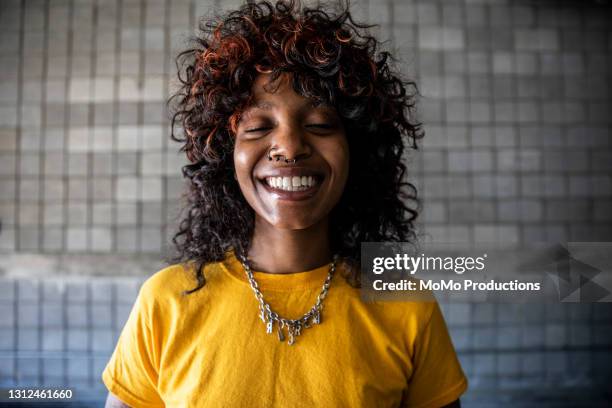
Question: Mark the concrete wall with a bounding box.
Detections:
[0,0,611,406]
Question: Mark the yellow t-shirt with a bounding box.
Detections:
[102,250,468,407]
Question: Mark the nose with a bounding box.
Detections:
[268,121,311,162]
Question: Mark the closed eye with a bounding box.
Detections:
[245,127,271,133]
[306,124,334,129]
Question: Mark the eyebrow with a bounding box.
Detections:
[246,99,331,112]
[250,101,275,110]
[238,98,336,124]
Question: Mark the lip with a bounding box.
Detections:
[258,176,322,201]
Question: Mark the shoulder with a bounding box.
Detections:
[136,260,226,310]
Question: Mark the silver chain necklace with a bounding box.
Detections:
[239,253,340,345]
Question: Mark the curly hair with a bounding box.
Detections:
[167,0,424,294]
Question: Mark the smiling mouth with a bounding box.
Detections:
[258,175,323,200]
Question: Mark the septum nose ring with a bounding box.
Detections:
[268,149,298,164]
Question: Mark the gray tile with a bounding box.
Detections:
[17,328,39,350]
[66,304,87,327]
[140,227,162,252]
[43,204,64,226]
[448,175,470,198]
[467,27,489,50]
[443,76,466,98]
[68,153,88,176]
[0,154,15,175]
[0,203,15,226]
[117,102,139,125]
[0,325,15,349]
[465,3,487,26]
[17,280,39,302]
[19,204,40,226]
[142,202,163,225]
[93,153,113,175]
[497,326,522,350]
[468,75,491,98]
[91,303,113,327]
[68,104,90,127]
[445,100,468,123]
[42,228,64,251]
[67,227,88,249]
[92,328,114,352]
[141,152,164,175]
[91,227,113,252]
[97,53,117,76]
[117,152,139,175]
[116,203,138,225]
[143,102,167,124]
[416,2,438,25]
[116,227,138,253]
[43,129,65,152]
[447,150,470,172]
[0,303,15,327]
[66,355,89,378]
[467,52,489,74]
[0,128,17,151]
[472,175,494,198]
[117,126,141,151]
[492,75,514,98]
[93,177,113,200]
[42,328,64,351]
[443,51,465,74]
[68,178,89,200]
[418,50,442,75]
[92,203,113,225]
[421,200,446,223]
[521,175,543,197]
[94,103,115,126]
[39,306,62,336]
[91,281,113,303]
[543,175,567,197]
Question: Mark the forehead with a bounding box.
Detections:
[251,73,294,100]
[247,73,331,111]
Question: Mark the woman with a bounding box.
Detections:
[103,1,467,406]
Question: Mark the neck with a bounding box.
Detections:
[245,216,332,274]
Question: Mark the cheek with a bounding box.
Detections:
[233,142,258,183]
[326,137,350,186]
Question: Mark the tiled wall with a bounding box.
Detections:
[0,279,141,390]
[1,0,612,406]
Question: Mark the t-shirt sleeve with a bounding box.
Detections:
[402,301,468,408]
[102,282,165,408]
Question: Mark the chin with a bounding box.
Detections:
[267,215,320,230]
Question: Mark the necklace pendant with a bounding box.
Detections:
[277,325,285,342]
[266,320,273,334]
[313,310,321,325]
[287,327,295,345]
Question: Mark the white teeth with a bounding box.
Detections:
[265,175,317,191]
